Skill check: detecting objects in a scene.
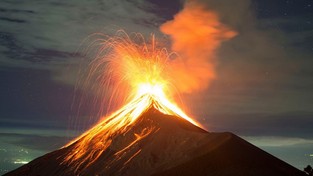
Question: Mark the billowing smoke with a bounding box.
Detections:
[161,1,237,93]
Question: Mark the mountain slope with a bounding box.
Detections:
[5,106,305,176]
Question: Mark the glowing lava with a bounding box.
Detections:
[63,85,200,172]
[63,33,201,171]
[81,32,201,127]
[86,32,200,125]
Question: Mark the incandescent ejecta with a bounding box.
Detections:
[4,1,307,176]
[5,30,305,176]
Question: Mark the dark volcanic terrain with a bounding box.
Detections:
[5,106,306,176]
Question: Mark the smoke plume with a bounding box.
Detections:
[161,1,237,93]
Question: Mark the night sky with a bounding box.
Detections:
[0,0,312,174]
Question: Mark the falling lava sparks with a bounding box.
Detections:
[63,1,237,172]
[84,32,200,127]
[3,1,307,175]
[63,33,202,171]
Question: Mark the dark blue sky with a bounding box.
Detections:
[0,0,312,173]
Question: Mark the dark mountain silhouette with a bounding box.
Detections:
[5,103,306,176]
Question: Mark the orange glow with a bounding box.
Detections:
[160,1,237,93]
[62,33,201,172]
[88,33,200,126]
[63,93,201,172]
[63,1,237,172]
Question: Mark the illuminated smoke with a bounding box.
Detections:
[161,1,237,93]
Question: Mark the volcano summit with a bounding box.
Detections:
[5,94,305,176]
[4,29,305,176]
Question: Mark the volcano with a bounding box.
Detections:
[5,95,305,176]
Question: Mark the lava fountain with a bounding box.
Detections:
[63,33,202,171]
[77,1,237,120]
[64,1,236,171]
[4,2,305,176]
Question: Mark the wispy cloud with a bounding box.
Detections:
[243,136,313,147]
[0,132,68,151]
[0,0,164,84]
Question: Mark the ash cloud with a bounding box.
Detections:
[175,0,313,138]
[160,1,237,93]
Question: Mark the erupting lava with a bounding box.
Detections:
[63,33,201,171]
[85,32,200,127]
[5,2,305,176]
[64,2,237,169]
[61,1,238,171]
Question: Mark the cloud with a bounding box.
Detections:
[0,0,160,52]
[242,135,313,169]
[242,136,313,147]
[0,129,75,175]
[0,0,164,85]
[0,133,68,151]
[0,127,75,154]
